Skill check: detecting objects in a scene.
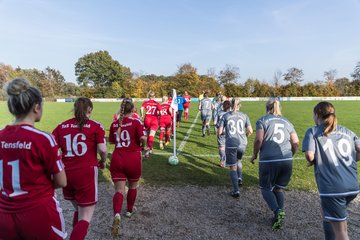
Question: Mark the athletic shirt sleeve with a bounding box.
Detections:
[302,127,315,152]
[256,118,265,131]
[136,120,146,139]
[108,121,118,144]
[95,122,106,144]
[39,133,63,176]
[218,113,226,128]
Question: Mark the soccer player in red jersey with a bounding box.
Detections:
[183,91,191,121]
[52,98,107,240]
[109,98,147,237]
[159,96,173,149]
[140,90,161,157]
[0,78,67,240]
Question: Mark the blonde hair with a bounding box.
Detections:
[117,98,134,135]
[4,78,42,117]
[313,101,337,136]
[230,97,241,113]
[266,98,282,116]
[147,90,155,99]
[162,96,168,103]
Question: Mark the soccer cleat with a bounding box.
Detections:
[111,213,121,238]
[238,179,243,187]
[144,149,151,159]
[164,141,169,146]
[125,207,137,218]
[159,142,164,150]
[206,127,210,135]
[272,209,286,231]
[230,191,240,198]
[202,133,205,137]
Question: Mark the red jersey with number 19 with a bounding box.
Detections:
[0,124,64,213]
[109,117,146,152]
[52,118,106,171]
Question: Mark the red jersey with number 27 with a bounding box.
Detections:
[142,100,161,118]
[52,118,106,171]
[109,117,146,152]
[0,124,64,213]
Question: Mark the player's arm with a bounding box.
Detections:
[290,132,300,156]
[140,106,145,118]
[251,129,264,163]
[53,170,67,188]
[97,143,108,169]
[246,125,253,137]
[355,144,360,162]
[217,126,224,136]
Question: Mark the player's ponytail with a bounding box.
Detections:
[74,97,93,130]
[266,98,282,116]
[117,98,134,136]
[4,78,42,117]
[231,98,241,114]
[313,101,337,136]
[162,96,168,103]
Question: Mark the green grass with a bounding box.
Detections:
[1,100,360,191]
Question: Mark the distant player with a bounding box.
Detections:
[199,91,213,136]
[212,93,222,134]
[251,99,299,231]
[53,97,108,240]
[302,101,360,240]
[183,91,191,121]
[0,78,67,240]
[109,98,147,237]
[218,98,253,198]
[216,100,231,167]
[159,96,172,149]
[176,93,187,128]
[141,90,161,158]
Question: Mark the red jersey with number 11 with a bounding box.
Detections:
[52,118,106,171]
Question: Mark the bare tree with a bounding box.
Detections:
[351,61,360,81]
[324,69,337,83]
[218,64,240,85]
[273,69,282,88]
[283,67,304,85]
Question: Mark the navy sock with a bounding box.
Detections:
[230,170,239,193]
[261,189,279,212]
[323,221,335,240]
[274,191,284,209]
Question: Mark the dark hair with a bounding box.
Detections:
[222,100,231,112]
[74,97,93,130]
[204,91,209,98]
[313,101,337,136]
[5,78,42,117]
[117,98,134,134]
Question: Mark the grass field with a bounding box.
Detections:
[1,100,359,191]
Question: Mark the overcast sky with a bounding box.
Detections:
[1,0,360,84]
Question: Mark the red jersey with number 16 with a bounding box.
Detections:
[52,118,106,171]
[0,124,64,213]
[109,117,146,152]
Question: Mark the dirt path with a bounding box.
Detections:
[58,183,360,240]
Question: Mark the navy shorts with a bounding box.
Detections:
[259,160,292,191]
[225,147,244,166]
[201,112,211,123]
[321,194,358,222]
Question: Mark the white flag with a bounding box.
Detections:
[171,89,178,112]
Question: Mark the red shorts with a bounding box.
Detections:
[183,103,190,109]
[110,151,142,182]
[159,117,172,129]
[63,166,98,207]
[144,116,159,131]
[0,196,67,240]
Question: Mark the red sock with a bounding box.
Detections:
[70,220,89,240]
[165,130,170,142]
[148,136,154,149]
[159,130,165,142]
[184,111,188,120]
[113,192,123,215]
[127,188,137,212]
[72,211,78,227]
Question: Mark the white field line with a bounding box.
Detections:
[177,111,201,154]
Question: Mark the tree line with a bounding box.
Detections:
[1,50,360,100]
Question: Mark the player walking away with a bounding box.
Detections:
[141,90,161,158]
[159,96,173,149]
[52,97,108,240]
[183,91,191,122]
[212,92,222,134]
[109,98,147,237]
[0,78,67,240]
[216,100,231,167]
[199,91,213,137]
[198,90,205,101]
[302,101,360,240]
[218,98,253,198]
[251,99,299,231]
[176,93,187,128]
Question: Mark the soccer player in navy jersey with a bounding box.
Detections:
[199,91,213,137]
[251,99,299,230]
[53,98,108,240]
[218,98,253,198]
[303,101,360,240]
[109,98,147,237]
[216,100,231,167]
[0,78,67,240]
[212,93,222,134]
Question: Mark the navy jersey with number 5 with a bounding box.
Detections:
[302,124,360,197]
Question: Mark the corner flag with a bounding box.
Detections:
[171,89,178,112]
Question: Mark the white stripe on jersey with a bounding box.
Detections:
[94,166,98,202]
[51,196,67,239]
[259,157,293,163]
[56,160,64,171]
[21,126,56,147]
[319,190,360,197]
[129,117,144,125]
